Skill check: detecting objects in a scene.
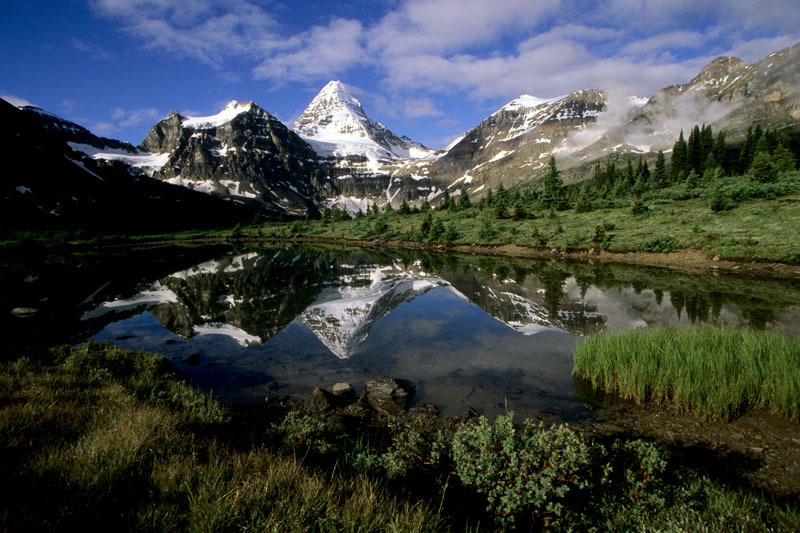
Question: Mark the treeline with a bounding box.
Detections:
[316,124,798,226]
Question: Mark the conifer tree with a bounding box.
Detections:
[540,157,563,209]
[773,142,797,172]
[440,188,452,210]
[714,131,727,173]
[399,198,411,215]
[494,182,509,218]
[420,211,433,235]
[458,185,472,209]
[653,150,667,188]
[420,197,431,212]
[687,125,702,173]
[671,129,688,181]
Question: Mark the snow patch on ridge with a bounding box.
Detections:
[68,142,169,176]
[182,101,253,129]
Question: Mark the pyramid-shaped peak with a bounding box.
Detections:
[308,80,364,111]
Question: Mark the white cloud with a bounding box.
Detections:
[1,93,34,107]
[368,0,561,57]
[89,0,800,122]
[620,31,707,56]
[252,18,366,83]
[90,0,282,65]
[403,97,444,118]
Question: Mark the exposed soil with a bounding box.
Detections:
[581,400,800,504]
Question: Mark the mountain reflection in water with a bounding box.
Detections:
[81,244,800,420]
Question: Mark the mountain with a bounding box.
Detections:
[0,98,256,232]
[134,101,332,216]
[294,81,433,167]
[399,89,610,203]
[564,42,800,168]
[7,42,797,219]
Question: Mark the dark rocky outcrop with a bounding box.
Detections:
[365,376,415,416]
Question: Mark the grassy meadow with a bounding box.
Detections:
[1,342,798,531]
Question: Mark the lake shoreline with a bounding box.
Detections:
[107,234,800,281]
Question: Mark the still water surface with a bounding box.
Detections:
[6,244,800,421]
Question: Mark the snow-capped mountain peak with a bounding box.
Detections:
[293,80,431,164]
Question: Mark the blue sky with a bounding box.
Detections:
[2,0,798,149]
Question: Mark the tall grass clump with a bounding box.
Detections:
[573,325,800,419]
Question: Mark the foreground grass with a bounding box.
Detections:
[1,343,797,530]
[0,344,441,531]
[573,325,800,420]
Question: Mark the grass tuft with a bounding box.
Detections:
[573,325,800,419]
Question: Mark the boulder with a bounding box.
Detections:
[365,376,415,416]
[329,382,355,400]
[305,387,335,413]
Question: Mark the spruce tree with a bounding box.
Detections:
[420,197,431,212]
[399,198,411,215]
[653,150,667,188]
[700,124,715,166]
[458,185,472,209]
[494,182,509,218]
[440,188,452,210]
[687,125,702,173]
[773,142,797,172]
[714,131,727,173]
[420,211,432,235]
[540,157,563,209]
[671,129,688,181]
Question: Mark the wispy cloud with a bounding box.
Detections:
[71,38,114,60]
[90,0,800,108]
[252,18,367,84]
[1,93,34,107]
[402,97,444,118]
[110,107,162,128]
[89,0,282,66]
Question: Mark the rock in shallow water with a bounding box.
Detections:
[365,376,415,416]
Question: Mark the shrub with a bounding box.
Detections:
[450,415,594,528]
[642,236,677,253]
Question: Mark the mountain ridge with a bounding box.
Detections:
[5,41,798,217]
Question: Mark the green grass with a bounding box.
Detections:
[5,173,800,264]
[248,192,800,263]
[573,325,800,420]
[2,343,798,530]
[0,344,443,531]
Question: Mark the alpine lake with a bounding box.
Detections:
[5,242,800,422]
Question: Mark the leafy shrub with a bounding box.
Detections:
[276,412,338,456]
[642,236,678,253]
[450,415,594,528]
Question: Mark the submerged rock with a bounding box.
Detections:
[365,376,415,416]
[10,307,38,318]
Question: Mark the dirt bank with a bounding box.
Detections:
[582,401,800,503]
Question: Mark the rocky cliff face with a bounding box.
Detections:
[140,101,332,216]
[571,42,800,165]
[376,89,610,205]
[0,98,255,231]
